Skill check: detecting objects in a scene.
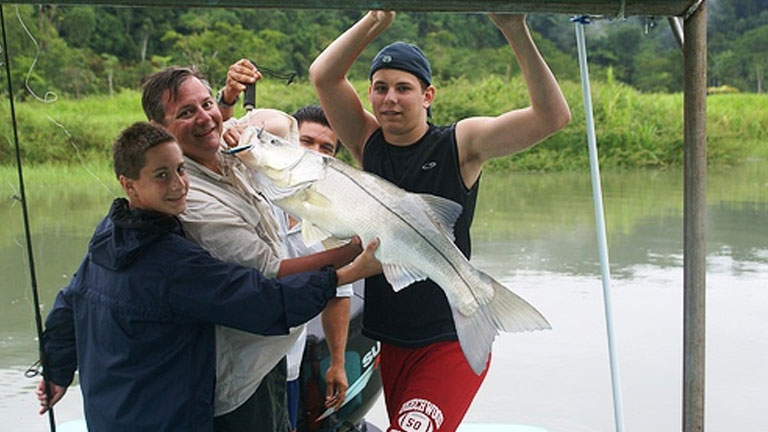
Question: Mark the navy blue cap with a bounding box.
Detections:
[369,42,432,86]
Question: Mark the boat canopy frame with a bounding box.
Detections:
[0,0,703,17]
[0,2,707,432]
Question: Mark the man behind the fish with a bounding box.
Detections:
[309,11,570,431]
[278,105,359,432]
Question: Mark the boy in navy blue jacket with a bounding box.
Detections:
[35,122,380,431]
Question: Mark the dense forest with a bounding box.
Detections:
[0,0,766,100]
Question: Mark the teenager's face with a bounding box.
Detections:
[298,121,338,156]
[161,77,222,166]
[369,69,433,135]
[123,141,189,216]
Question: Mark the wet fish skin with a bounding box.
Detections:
[236,126,551,374]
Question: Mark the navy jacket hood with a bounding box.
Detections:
[89,198,182,271]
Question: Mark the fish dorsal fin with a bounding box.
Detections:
[301,220,333,246]
[416,193,463,241]
[382,263,429,292]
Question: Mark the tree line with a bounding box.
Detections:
[0,0,766,101]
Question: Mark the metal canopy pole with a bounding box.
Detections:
[682,2,706,432]
[574,18,626,432]
[668,16,684,50]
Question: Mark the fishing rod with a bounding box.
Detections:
[0,5,57,431]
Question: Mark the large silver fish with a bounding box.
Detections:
[235,126,551,374]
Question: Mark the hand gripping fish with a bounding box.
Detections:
[234,126,551,374]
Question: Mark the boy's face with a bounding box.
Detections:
[161,77,223,167]
[121,141,189,216]
[368,68,433,135]
[298,121,338,156]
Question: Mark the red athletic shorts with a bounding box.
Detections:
[380,341,490,432]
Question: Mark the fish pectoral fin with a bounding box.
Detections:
[302,188,333,209]
[416,193,463,240]
[320,236,349,250]
[382,263,429,292]
[301,220,333,245]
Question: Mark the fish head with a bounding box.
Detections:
[235,125,328,201]
[236,125,307,177]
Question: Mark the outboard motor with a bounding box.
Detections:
[299,281,383,432]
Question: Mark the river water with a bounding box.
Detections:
[1,161,766,431]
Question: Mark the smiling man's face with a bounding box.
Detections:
[160,77,223,168]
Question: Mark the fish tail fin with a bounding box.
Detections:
[451,303,498,375]
[482,271,551,333]
[452,271,551,375]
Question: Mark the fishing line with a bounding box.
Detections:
[47,115,116,197]
[16,4,113,197]
[15,5,57,103]
[1,5,57,431]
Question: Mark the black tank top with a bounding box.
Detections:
[361,124,479,347]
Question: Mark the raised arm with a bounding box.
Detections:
[218,58,263,122]
[309,11,394,164]
[456,14,571,186]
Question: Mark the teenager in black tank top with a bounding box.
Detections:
[361,123,479,347]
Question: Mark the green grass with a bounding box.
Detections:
[2,78,765,171]
[0,163,118,242]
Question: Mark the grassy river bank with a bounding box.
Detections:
[1,77,766,170]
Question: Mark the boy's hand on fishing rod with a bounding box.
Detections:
[36,379,67,414]
[224,58,263,104]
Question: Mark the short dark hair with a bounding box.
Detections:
[292,105,330,128]
[141,66,211,124]
[291,105,341,155]
[113,122,176,180]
